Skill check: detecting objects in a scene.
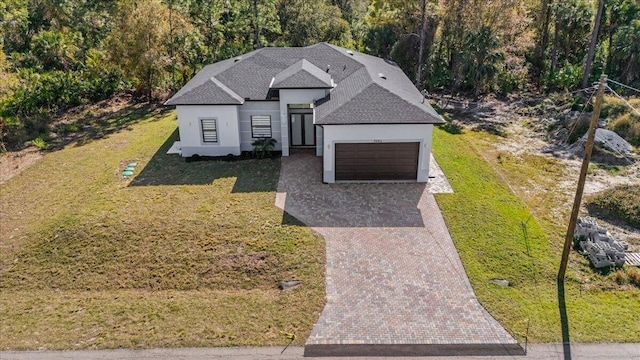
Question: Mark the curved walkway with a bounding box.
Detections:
[275,154,522,357]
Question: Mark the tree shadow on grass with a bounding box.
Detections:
[558,280,572,360]
[438,105,507,137]
[129,128,280,193]
[48,101,172,151]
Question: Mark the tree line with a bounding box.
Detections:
[1,0,639,150]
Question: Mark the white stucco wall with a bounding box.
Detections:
[238,101,282,151]
[322,124,434,183]
[176,105,241,157]
[316,125,324,156]
[278,89,329,156]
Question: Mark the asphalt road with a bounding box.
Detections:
[2,343,639,360]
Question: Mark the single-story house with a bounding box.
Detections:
[165,42,444,183]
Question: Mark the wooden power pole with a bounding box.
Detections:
[558,74,607,282]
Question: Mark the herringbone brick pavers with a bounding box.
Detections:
[275,154,519,354]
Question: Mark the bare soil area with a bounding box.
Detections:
[0,148,42,184]
[434,94,640,249]
[1,94,155,185]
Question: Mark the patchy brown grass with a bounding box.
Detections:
[0,108,325,350]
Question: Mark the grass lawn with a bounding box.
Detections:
[0,107,325,350]
[432,127,640,343]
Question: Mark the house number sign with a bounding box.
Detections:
[373,139,383,143]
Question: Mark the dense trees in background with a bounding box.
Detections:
[1,0,639,150]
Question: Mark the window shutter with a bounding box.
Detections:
[251,115,272,138]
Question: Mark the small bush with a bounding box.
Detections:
[612,269,628,285]
[567,116,591,144]
[31,135,48,150]
[497,70,521,95]
[440,121,463,134]
[628,268,640,288]
[601,95,629,119]
[610,268,640,288]
[587,185,640,229]
[609,113,640,147]
[63,123,81,133]
[251,138,277,159]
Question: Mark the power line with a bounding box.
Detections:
[564,91,595,145]
[593,135,635,166]
[607,78,640,94]
[569,85,597,95]
[605,85,640,116]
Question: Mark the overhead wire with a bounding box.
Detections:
[607,78,640,94]
[568,85,597,95]
[563,91,595,145]
[605,85,640,116]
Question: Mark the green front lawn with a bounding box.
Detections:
[433,127,640,343]
[0,107,325,350]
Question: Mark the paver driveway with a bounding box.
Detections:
[275,154,521,357]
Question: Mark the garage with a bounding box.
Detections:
[334,142,419,181]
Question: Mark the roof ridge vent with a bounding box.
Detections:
[378,72,386,80]
[346,50,354,56]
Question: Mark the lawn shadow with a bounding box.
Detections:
[438,105,507,137]
[557,280,572,360]
[129,128,279,193]
[48,101,172,151]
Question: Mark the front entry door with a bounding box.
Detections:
[290,113,315,147]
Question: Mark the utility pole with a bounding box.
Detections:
[558,74,607,282]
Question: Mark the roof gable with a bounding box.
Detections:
[165,43,443,125]
[165,77,244,105]
[271,59,333,89]
[316,83,441,125]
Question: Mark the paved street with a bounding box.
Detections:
[275,154,519,356]
[3,343,639,359]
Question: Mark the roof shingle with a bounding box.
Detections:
[271,59,333,89]
[165,43,443,124]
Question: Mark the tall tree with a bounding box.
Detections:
[532,0,552,83]
[278,0,352,47]
[416,0,427,88]
[108,0,171,100]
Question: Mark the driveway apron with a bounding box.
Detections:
[275,154,522,357]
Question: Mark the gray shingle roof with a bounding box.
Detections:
[271,59,333,89]
[165,43,443,124]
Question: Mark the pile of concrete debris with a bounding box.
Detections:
[575,216,628,268]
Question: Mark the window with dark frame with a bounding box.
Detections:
[251,115,272,138]
[201,118,218,143]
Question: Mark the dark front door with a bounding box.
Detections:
[335,142,420,181]
[289,113,315,147]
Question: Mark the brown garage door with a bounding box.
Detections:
[335,142,419,181]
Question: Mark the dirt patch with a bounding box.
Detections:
[0,94,162,184]
[0,148,43,184]
[436,94,640,249]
